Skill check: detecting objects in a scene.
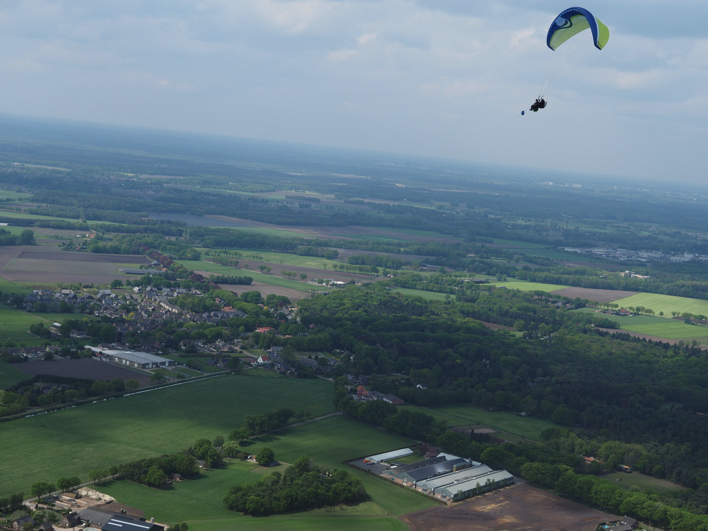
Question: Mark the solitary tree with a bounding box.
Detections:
[255,447,275,466]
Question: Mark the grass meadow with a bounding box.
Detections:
[0,374,333,499]
[621,321,708,339]
[0,359,28,389]
[201,249,336,270]
[176,261,329,291]
[613,293,708,320]
[233,415,439,516]
[604,472,684,494]
[0,278,30,295]
[392,288,455,301]
[0,306,79,345]
[399,404,556,442]
[491,281,569,293]
[92,417,424,530]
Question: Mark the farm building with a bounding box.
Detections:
[85,347,175,369]
[364,448,414,464]
[103,515,163,531]
[384,456,472,484]
[417,466,514,501]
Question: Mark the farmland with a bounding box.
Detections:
[92,417,423,530]
[613,292,708,319]
[242,415,439,516]
[398,404,556,443]
[0,305,80,345]
[0,374,333,498]
[13,358,153,386]
[491,281,568,292]
[0,359,28,389]
[177,260,330,291]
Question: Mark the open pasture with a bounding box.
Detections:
[604,472,684,494]
[398,404,555,442]
[0,374,333,498]
[491,281,568,293]
[0,305,57,343]
[0,360,28,389]
[179,260,330,291]
[613,293,708,319]
[621,321,708,340]
[244,415,439,517]
[94,460,404,531]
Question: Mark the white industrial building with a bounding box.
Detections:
[85,346,175,369]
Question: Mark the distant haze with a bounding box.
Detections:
[0,1,706,182]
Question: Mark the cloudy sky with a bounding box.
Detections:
[0,0,706,181]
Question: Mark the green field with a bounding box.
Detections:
[0,374,333,498]
[241,415,438,516]
[622,321,708,339]
[0,306,81,345]
[491,281,568,293]
[604,472,684,495]
[392,288,455,301]
[0,305,57,344]
[0,278,30,295]
[176,261,329,291]
[0,359,28,389]
[573,308,708,339]
[613,293,708,320]
[202,250,336,270]
[92,416,429,530]
[225,226,314,238]
[399,404,556,442]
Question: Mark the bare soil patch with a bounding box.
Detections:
[0,246,23,269]
[217,281,312,303]
[13,358,151,386]
[551,287,637,303]
[400,483,616,531]
[0,271,122,285]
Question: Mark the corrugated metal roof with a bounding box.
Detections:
[366,448,414,462]
[436,470,514,497]
[417,464,493,491]
[384,456,446,476]
[400,458,470,482]
[85,347,170,365]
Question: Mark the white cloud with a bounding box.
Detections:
[0,0,706,180]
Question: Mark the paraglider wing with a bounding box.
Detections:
[547,7,609,51]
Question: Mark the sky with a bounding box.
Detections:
[0,0,707,182]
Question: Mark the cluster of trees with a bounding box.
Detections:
[298,284,708,490]
[0,492,25,515]
[2,375,137,416]
[118,444,205,488]
[223,456,367,516]
[0,228,35,246]
[347,253,405,269]
[240,408,295,436]
[295,246,339,259]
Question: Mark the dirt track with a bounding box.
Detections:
[400,483,616,531]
